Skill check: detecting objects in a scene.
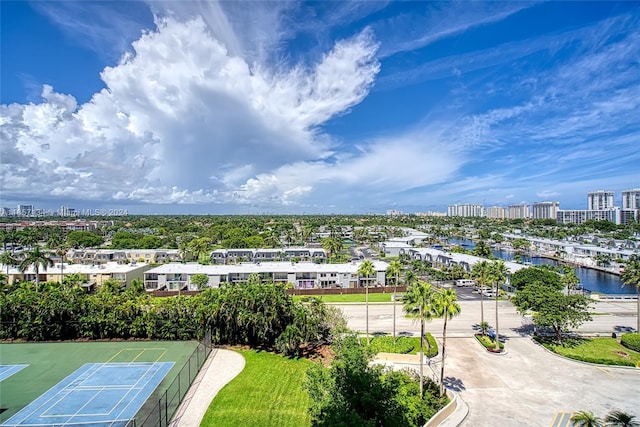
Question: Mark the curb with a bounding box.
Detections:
[425,389,469,427]
[473,334,508,356]
[531,338,639,370]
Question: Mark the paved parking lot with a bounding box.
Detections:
[336,301,640,426]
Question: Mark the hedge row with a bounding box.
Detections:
[621,333,640,353]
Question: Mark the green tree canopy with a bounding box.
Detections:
[67,231,104,248]
[305,335,446,427]
[512,281,592,342]
[190,273,210,290]
[510,266,562,290]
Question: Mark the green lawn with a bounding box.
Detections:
[294,292,397,303]
[201,350,312,427]
[361,335,439,357]
[541,337,640,367]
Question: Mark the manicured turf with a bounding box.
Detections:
[294,292,398,303]
[542,337,640,367]
[0,340,199,423]
[201,350,312,427]
[361,335,439,357]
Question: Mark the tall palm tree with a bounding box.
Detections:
[605,410,639,427]
[387,260,402,341]
[433,288,461,396]
[358,259,376,345]
[471,260,491,334]
[6,228,19,253]
[403,279,435,398]
[489,260,509,351]
[0,251,18,285]
[570,411,603,427]
[188,237,212,264]
[47,234,68,283]
[562,266,580,296]
[19,227,39,248]
[18,246,54,292]
[621,255,640,333]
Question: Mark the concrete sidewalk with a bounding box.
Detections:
[171,349,245,427]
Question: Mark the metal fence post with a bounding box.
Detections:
[164,389,169,427]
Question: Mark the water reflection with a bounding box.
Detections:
[445,238,631,294]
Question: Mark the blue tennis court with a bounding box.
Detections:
[0,365,28,382]
[2,362,174,427]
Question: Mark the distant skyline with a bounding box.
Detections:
[1,1,639,214]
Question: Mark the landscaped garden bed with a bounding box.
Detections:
[535,336,640,367]
[361,334,439,357]
[475,334,504,353]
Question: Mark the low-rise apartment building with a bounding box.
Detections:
[67,249,181,265]
[0,262,150,287]
[209,247,326,264]
[400,248,524,275]
[144,260,388,292]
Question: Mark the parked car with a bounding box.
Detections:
[482,289,495,297]
[455,279,475,287]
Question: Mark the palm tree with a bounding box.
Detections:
[570,411,603,427]
[621,255,640,333]
[18,246,54,292]
[471,260,491,333]
[489,260,509,351]
[47,235,68,283]
[403,279,435,398]
[321,237,342,261]
[358,259,375,345]
[433,288,461,396]
[605,410,639,427]
[387,260,402,341]
[188,237,212,264]
[562,266,580,296]
[0,251,18,285]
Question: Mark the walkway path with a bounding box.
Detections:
[340,301,640,425]
[172,349,245,427]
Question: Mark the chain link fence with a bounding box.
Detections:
[126,330,214,427]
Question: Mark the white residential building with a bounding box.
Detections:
[485,206,506,219]
[209,247,326,264]
[0,262,150,287]
[532,201,560,220]
[622,188,640,210]
[588,190,615,210]
[447,204,484,217]
[556,208,622,225]
[143,261,389,291]
[507,204,531,219]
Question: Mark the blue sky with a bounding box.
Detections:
[1,1,639,214]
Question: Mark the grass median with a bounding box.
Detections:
[537,337,640,367]
[293,292,397,303]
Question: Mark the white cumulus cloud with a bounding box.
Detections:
[1,15,382,207]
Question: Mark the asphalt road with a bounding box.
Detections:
[334,299,637,338]
[334,300,640,426]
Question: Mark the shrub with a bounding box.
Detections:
[475,334,504,350]
[621,333,640,352]
[363,334,439,357]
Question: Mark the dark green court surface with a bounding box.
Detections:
[0,341,199,423]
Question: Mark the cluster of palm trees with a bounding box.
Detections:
[402,279,461,397]
[470,259,509,350]
[571,410,638,427]
[357,258,462,397]
[1,246,57,292]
